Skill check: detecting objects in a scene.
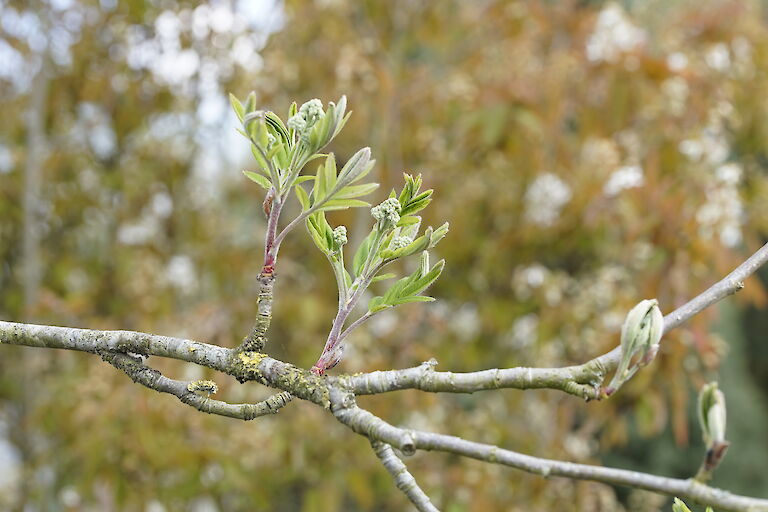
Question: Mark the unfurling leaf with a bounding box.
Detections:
[336,147,373,190]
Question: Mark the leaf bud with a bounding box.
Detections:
[605,299,663,395]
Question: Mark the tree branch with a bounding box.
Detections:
[100,351,292,420]
[345,241,768,399]
[239,272,277,352]
[333,401,768,512]
[0,321,232,370]
[370,440,439,512]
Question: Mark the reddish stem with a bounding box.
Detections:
[262,192,284,275]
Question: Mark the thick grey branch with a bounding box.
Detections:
[346,359,599,399]
[0,321,232,371]
[370,440,439,512]
[346,241,768,399]
[101,351,291,420]
[334,402,768,512]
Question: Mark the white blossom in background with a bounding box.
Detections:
[580,137,620,171]
[696,163,744,248]
[667,52,689,72]
[679,127,729,165]
[506,313,539,349]
[731,36,754,77]
[448,304,481,342]
[150,191,174,218]
[603,165,644,197]
[585,3,646,63]
[678,139,703,161]
[189,496,220,512]
[512,263,549,300]
[524,173,572,227]
[146,500,168,512]
[60,486,81,508]
[73,102,117,160]
[0,144,13,173]
[661,76,689,115]
[0,418,20,508]
[166,255,198,295]
[715,163,742,185]
[705,43,731,72]
[117,192,173,245]
[117,216,161,245]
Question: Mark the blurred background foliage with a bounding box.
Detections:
[1,0,767,510]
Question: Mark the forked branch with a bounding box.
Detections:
[101,351,291,421]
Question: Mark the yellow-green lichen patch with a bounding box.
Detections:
[232,351,269,384]
[238,351,267,370]
[187,379,218,395]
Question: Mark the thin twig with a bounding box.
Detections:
[346,241,768,398]
[340,312,372,341]
[370,440,439,512]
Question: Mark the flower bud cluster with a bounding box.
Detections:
[287,98,325,138]
[371,198,401,230]
[299,99,324,125]
[332,226,348,248]
[390,236,411,250]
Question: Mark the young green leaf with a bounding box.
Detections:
[334,183,380,199]
[371,273,397,283]
[371,254,444,312]
[229,93,245,122]
[389,296,435,306]
[318,199,370,211]
[335,147,372,191]
[397,216,421,227]
[314,153,335,201]
[295,185,311,210]
[430,222,450,248]
[321,153,337,198]
[244,91,257,114]
[243,170,271,190]
[353,230,377,277]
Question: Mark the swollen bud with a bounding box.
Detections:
[698,381,729,473]
[604,299,664,396]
